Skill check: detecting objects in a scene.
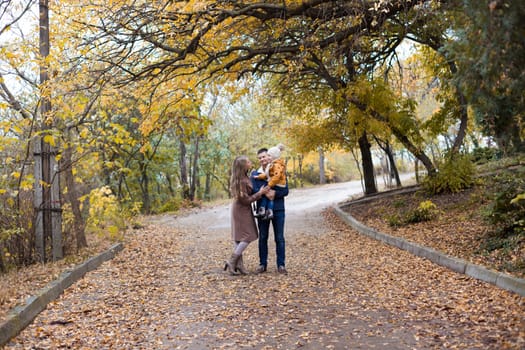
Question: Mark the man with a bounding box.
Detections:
[251,147,289,274]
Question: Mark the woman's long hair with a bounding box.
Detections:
[230,155,249,199]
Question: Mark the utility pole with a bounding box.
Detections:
[34,0,62,262]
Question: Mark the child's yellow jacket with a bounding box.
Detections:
[256,158,287,188]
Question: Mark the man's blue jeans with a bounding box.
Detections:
[258,210,286,267]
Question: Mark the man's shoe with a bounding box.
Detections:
[256,265,267,274]
[277,266,288,275]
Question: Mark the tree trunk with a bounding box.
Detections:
[179,139,190,200]
[204,172,211,201]
[189,136,200,201]
[448,61,468,154]
[62,145,87,249]
[414,159,420,183]
[0,243,5,273]
[165,173,175,196]
[351,149,365,193]
[358,131,377,195]
[298,154,303,187]
[374,136,402,187]
[386,146,402,187]
[138,153,151,214]
[116,158,130,200]
[511,126,525,153]
[318,147,326,184]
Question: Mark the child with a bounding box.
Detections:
[254,144,287,220]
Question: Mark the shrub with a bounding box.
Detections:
[0,226,26,272]
[405,200,440,224]
[387,213,403,228]
[470,147,500,164]
[388,200,439,227]
[157,198,182,213]
[0,190,37,271]
[484,168,525,238]
[422,154,475,194]
[392,198,407,209]
[83,186,127,240]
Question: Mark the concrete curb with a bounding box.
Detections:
[0,243,124,346]
[332,205,525,297]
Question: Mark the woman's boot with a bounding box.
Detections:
[223,253,241,275]
[236,254,249,275]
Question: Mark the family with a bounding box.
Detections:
[223,144,289,275]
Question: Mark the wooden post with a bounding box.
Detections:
[50,147,62,260]
[34,0,62,262]
[34,138,44,261]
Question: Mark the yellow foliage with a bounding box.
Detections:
[11,125,22,134]
[1,121,10,133]
[20,179,34,191]
[85,186,127,240]
[43,134,56,147]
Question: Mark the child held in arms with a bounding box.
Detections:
[254,143,287,220]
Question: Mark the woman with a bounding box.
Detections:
[224,155,269,275]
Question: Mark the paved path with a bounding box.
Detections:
[5,176,523,349]
[173,173,415,233]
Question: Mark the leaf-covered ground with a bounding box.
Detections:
[0,233,115,321]
[345,186,525,280]
[3,200,524,349]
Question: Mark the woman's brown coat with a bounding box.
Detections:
[230,177,262,242]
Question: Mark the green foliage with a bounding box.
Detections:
[422,154,475,194]
[470,147,501,164]
[448,0,525,154]
[0,225,25,267]
[483,168,525,238]
[157,198,182,214]
[83,186,127,241]
[392,198,407,209]
[407,200,440,223]
[477,233,524,275]
[388,200,440,228]
[475,154,525,174]
[0,191,35,272]
[302,164,331,185]
[387,214,403,228]
[127,201,143,217]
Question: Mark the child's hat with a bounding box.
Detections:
[268,143,285,159]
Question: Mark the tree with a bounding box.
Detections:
[0,0,34,38]
[447,0,525,154]
[75,0,449,192]
[374,136,402,187]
